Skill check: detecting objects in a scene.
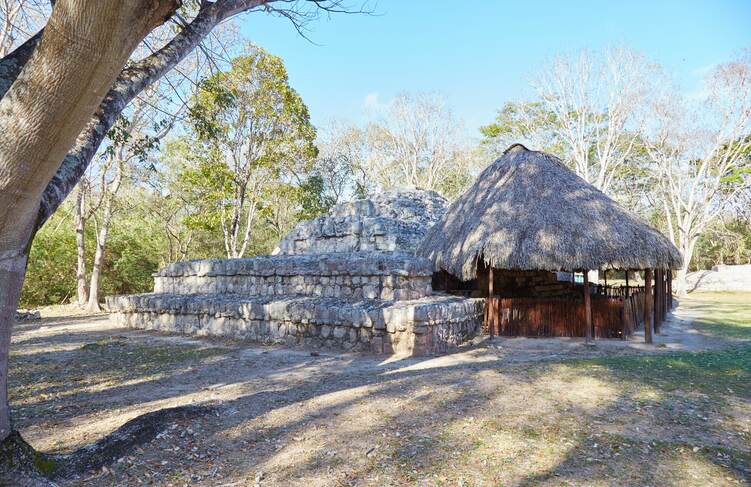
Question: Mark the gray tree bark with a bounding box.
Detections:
[74,186,88,306]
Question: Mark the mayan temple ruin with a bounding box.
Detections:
[107,189,484,356]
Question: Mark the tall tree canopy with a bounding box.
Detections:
[181,46,318,258]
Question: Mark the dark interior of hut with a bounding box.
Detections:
[431,262,672,340]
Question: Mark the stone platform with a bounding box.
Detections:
[107,189,482,356]
[152,252,433,301]
[107,292,483,355]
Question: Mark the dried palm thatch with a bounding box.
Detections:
[417,144,682,280]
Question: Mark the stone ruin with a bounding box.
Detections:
[274,188,448,254]
[107,189,483,356]
[685,264,751,292]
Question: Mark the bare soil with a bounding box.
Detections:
[5,295,751,486]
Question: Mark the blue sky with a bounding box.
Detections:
[239,0,751,137]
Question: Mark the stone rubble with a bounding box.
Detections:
[15,309,41,321]
[274,188,447,254]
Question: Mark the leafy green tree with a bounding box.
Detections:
[182,45,317,258]
[480,101,565,159]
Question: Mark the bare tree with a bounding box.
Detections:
[0,0,48,56]
[315,120,368,199]
[646,53,751,293]
[364,92,475,195]
[534,47,654,194]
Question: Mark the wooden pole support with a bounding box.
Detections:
[654,269,661,334]
[644,268,653,344]
[583,270,592,344]
[488,267,494,338]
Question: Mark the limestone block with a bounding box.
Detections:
[363,286,378,300]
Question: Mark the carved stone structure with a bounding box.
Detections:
[107,189,482,356]
[275,188,447,254]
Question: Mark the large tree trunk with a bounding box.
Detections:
[34,3,233,229]
[0,0,179,442]
[74,186,88,307]
[2,2,269,237]
[0,243,30,439]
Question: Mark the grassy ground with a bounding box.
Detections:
[679,292,751,340]
[5,292,751,486]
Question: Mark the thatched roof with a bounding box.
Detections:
[417,144,682,280]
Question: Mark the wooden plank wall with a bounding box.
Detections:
[484,296,632,339]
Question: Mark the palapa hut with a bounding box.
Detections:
[417,144,682,342]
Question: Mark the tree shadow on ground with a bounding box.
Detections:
[7,314,751,485]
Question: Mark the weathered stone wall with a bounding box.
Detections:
[685,264,751,292]
[106,189,486,356]
[153,252,433,301]
[107,294,483,356]
[275,188,447,255]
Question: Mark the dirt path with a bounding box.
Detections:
[7,297,751,486]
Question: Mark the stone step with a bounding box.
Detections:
[106,292,483,356]
[153,251,433,301]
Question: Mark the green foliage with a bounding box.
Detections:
[177,146,234,232]
[188,46,317,164]
[692,218,751,271]
[177,44,321,255]
[21,210,77,306]
[479,101,566,157]
[103,220,163,296]
[296,174,335,221]
[21,199,166,307]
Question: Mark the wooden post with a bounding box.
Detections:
[603,269,608,288]
[644,268,653,344]
[655,269,662,333]
[623,269,630,335]
[583,270,592,344]
[488,267,494,338]
[653,269,659,333]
